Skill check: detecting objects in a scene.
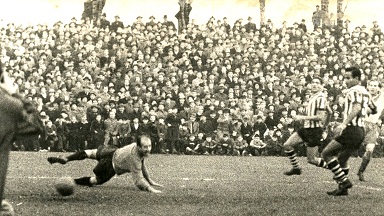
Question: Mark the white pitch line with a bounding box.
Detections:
[323,180,383,191]
[8,176,64,179]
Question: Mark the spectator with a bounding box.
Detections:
[253,115,268,140]
[216,133,234,155]
[89,114,105,148]
[248,135,267,156]
[110,15,124,32]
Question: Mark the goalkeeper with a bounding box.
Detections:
[48,135,163,193]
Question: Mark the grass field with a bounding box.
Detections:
[4,152,384,216]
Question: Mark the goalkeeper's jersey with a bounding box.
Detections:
[112,143,143,175]
[112,143,151,190]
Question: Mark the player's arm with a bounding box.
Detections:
[141,160,164,188]
[131,166,162,193]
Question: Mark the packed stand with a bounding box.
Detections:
[1,13,384,157]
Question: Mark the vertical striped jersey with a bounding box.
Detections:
[365,90,384,124]
[344,85,371,127]
[303,92,327,128]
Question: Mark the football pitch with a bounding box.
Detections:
[4,152,384,216]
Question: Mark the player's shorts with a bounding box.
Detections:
[96,145,118,160]
[297,127,323,147]
[335,126,365,150]
[93,157,116,185]
[363,122,380,145]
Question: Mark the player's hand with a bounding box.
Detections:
[151,182,164,188]
[148,187,162,193]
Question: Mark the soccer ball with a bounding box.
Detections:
[55,177,75,196]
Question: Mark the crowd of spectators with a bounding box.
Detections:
[2,11,384,157]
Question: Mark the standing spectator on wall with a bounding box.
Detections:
[298,19,307,33]
[244,16,257,33]
[175,0,193,33]
[312,5,322,31]
[99,13,110,29]
[163,15,176,30]
[110,15,124,32]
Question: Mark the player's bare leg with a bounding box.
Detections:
[283,133,302,175]
[357,143,375,181]
[306,146,327,168]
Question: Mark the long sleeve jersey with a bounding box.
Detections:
[112,143,152,191]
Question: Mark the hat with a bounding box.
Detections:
[137,16,143,19]
[149,16,155,19]
[248,16,252,20]
[115,15,120,18]
[163,15,168,18]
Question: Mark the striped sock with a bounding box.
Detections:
[285,150,300,169]
[327,159,347,182]
[316,158,328,168]
[342,167,350,176]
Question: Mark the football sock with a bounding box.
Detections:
[74,177,93,186]
[342,167,350,176]
[327,159,347,182]
[316,158,328,168]
[67,150,88,161]
[358,158,370,173]
[285,150,300,169]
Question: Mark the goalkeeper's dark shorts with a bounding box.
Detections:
[94,145,118,184]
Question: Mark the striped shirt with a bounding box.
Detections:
[303,92,327,128]
[344,85,371,127]
[365,90,384,124]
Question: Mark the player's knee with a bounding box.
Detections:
[283,142,293,151]
[95,176,109,185]
[85,149,98,159]
[364,150,373,159]
[306,157,317,165]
